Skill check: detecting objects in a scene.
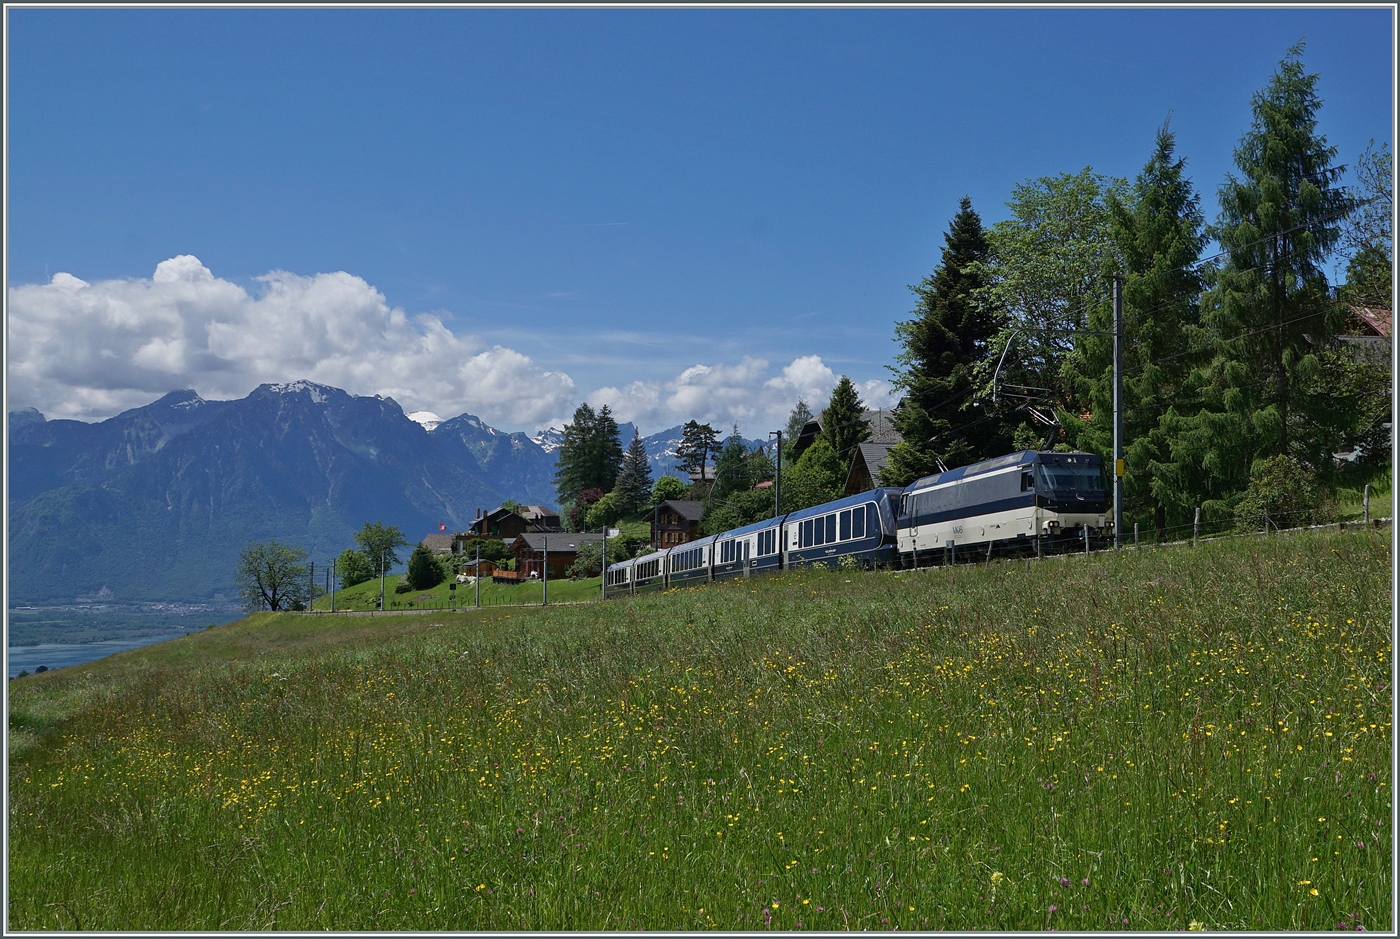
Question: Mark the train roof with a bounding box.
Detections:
[904,450,1100,493]
[782,487,900,521]
[715,514,786,540]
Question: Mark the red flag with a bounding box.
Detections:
[439,522,447,531]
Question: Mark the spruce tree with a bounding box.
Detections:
[1065,123,1206,538]
[553,403,625,504]
[553,403,598,505]
[821,377,869,470]
[595,405,625,493]
[614,429,654,514]
[1158,43,1348,518]
[884,196,1004,486]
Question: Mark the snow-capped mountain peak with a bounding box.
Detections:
[407,410,442,432]
[531,427,566,454]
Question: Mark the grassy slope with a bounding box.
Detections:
[7,528,1391,930]
[312,572,602,612]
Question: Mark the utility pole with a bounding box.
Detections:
[601,527,607,601]
[769,430,782,516]
[475,543,481,609]
[542,536,548,606]
[380,549,387,612]
[1112,272,1125,549]
[330,558,335,614]
[309,561,315,611]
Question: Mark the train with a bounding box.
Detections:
[605,449,1109,594]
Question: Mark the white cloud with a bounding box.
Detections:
[586,354,893,437]
[7,256,575,426]
[8,256,897,437]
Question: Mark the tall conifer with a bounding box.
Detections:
[884,197,1004,485]
[614,429,654,513]
[1066,123,1206,537]
[1157,43,1348,518]
[822,376,868,470]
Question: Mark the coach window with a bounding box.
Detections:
[826,514,837,544]
[852,505,866,538]
[839,510,851,541]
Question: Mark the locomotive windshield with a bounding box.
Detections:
[1037,464,1104,492]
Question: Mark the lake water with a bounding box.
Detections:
[8,634,184,678]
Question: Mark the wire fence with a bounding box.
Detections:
[303,504,1389,614]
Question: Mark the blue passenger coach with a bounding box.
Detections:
[712,516,785,581]
[783,488,901,570]
[666,535,716,589]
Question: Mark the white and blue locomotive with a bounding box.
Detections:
[604,449,1108,594]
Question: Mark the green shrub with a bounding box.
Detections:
[1234,454,1334,531]
[406,545,444,590]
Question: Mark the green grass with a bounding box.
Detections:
[311,572,603,612]
[8,528,1391,930]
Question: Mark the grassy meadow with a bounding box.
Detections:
[312,571,603,612]
[7,527,1391,930]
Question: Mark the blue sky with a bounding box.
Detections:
[6,6,1393,435]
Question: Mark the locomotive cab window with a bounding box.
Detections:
[1037,464,1104,492]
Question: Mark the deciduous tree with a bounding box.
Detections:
[236,540,309,612]
[354,521,409,577]
[980,168,1127,440]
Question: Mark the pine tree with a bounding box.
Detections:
[676,420,718,482]
[1159,43,1348,518]
[884,196,1004,486]
[1065,123,1206,538]
[822,377,869,471]
[614,429,654,514]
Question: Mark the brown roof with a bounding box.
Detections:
[1350,305,1392,338]
[420,533,454,553]
[510,532,604,554]
[643,499,706,523]
[793,408,902,458]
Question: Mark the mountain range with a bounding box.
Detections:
[8,381,764,604]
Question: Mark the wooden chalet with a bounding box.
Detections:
[466,505,562,540]
[791,407,901,460]
[644,499,705,548]
[844,441,898,495]
[508,532,605,580]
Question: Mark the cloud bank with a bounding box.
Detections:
[588,353,896,435]
[8,256,575,426]
[8,256,897,435]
